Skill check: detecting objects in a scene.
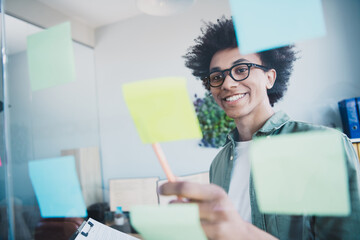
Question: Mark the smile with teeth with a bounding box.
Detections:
[224,93,246,102]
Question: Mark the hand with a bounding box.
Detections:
[160,181,277,240]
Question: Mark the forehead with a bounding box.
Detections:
[209,48,261,70]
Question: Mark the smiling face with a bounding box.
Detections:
[209,47,276,122]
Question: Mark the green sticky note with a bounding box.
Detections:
[122,77,202,143]
[27,22,76,91]
[130,204,207,240]
[250,130,350,216]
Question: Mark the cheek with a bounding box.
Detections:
[210,90,222,104]
[251,77,269,94]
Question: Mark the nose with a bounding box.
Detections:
[221,72,237,90]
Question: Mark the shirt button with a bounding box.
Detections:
[230,156,233,160]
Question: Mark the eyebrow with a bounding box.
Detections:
[232,58,249,65]
[209,58,249,73]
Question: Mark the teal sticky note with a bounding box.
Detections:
[130,204,207,240]
[27,22,76,91]
[28,156,87,218]
[229,0,326,54]
[250,130,350,216]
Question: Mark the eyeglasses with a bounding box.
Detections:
[203,63,269,88]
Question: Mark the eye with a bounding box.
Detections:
[233,65,248,75]
[210,72,223,82]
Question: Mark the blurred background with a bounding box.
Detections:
[0,0,359,239]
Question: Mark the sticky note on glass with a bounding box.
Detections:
[27,22,76,91]
[130,204,207,240]
[250,130,350,216]
[229,0,326,54]
[28,156,87,218]
[122,77,202,143]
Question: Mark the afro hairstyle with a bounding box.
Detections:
[184,16,298,106]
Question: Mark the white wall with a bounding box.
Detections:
[94,0,230,196]
[274,0,360,127]
[94,0,360,200]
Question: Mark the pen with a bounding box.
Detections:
[152,143,176,182]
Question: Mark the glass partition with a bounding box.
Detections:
[1,9,103,240]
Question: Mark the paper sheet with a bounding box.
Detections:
[109,177,159,211]
[122,77,202,143]
[130,204,207,240]
[28,156,87,218]
[73,218,139,240]
[229,0,326,54]
[157,172,209,205]
[249,130,350,215]
[27,22,76,91]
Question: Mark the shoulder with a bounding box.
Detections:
[277,120,354,150]
[278,120,330,133]
[280,120,354,141]
[279,120,359,170]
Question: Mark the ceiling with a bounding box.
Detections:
[5,0,145,54]
[36,0,143,28]
[5,0,198,54]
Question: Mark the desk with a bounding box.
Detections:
[352,139,360,161]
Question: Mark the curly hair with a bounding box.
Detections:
[184,17,298,106]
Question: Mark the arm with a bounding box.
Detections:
[160,181,277,240]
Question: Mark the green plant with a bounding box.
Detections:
[193,92,236,148]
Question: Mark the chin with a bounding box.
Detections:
[225,112,242,120]
[225,109,250,120]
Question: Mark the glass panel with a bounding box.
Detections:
[2,11,102,240]
[1,0,15,239]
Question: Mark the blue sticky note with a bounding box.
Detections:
[229,0,326,54]
[28,156,87,218]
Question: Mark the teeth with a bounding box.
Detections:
[225,93,246,102]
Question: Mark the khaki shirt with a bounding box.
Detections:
[210,111,360,239]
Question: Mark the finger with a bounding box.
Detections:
[196,200,233,223]
[160,181,227,202]
[169,199,189,204]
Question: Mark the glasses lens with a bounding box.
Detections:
[231,64,249,81]
[209,72,224,87]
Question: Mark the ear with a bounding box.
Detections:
[265,69,276,89]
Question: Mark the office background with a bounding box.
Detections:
[1,0,360,239]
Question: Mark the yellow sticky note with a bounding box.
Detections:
[130,204,207,240]
[250,130,350,216]
[122,77,202,143]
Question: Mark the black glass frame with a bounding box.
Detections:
[203,63,269,88]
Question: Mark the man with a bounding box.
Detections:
[160,17,360,239]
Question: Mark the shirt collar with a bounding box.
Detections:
[255,111,290,134]
[224,111,291,146]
